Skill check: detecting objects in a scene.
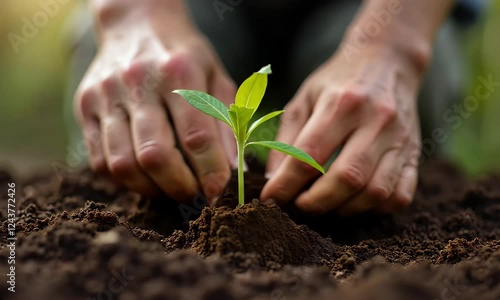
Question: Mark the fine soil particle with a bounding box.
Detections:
[0,160,499,300]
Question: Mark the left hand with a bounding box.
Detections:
[261,45,423,216]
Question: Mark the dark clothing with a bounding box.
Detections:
[454,0,489,26]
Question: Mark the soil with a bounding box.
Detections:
[0,159,499,300]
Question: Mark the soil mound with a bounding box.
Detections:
[165,199,339,271]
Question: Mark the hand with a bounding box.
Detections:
[262,45,424,215]
[74,0,236,201]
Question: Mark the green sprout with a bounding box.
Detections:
[173,65,325,205]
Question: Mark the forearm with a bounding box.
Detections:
[342,0,455,75]
[90,0,194,41]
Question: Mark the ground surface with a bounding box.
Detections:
[0,160,499,300]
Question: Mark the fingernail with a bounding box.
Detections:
[265,172,274,179]
[262,198,275,205]
[296,197,324,214]
[208,196,219,207]
[230,156,239,169]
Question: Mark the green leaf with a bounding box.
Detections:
[230,104,253,127]
[173,90,231,126]
[246,110,284,141]
[246,141,325,174]
[235,65,272,111]
[227,109,238,137]
[229,104,254,141]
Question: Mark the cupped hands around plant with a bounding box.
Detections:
[174,65,325,205]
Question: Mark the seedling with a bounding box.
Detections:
[174,65,325,205]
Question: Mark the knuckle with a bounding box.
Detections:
[100,74,118,95]
[109,157,136,178]
[123,60,165,104]
[337,90,366,113]
[182,129,215,154]
[366,184,392,202]
[160,52,194,84]
[376,102,397,125]
[95,2,119,26]
[123,61,149,85]
[282,103,305,124]
[336,164,367,191]
[137,142,167,170]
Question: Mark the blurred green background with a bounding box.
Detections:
[0,0,499,177]
[451,0,500,175]
[0,0,77,175]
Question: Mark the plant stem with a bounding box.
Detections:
[237,142,245,206]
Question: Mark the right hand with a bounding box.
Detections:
[74,0,237,201]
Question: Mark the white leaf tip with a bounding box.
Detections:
[258,64,272,75]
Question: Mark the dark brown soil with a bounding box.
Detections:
[0,160,499,300]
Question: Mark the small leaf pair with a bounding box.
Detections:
[174,65,324,205]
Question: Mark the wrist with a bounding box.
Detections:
[341,34,431,79]
[91,0,193,39]
[341,2,432,77]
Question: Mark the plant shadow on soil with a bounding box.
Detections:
[0,159,499,300]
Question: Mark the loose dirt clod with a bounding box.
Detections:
[0,161,499,300]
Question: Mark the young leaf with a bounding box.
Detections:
[247,141,325,174]
[228,104,254,141]
[228,109,238,135]
[173,89,231,126]
[230,104,253,128]
[246,110,284,141]
[235,64,272,112]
